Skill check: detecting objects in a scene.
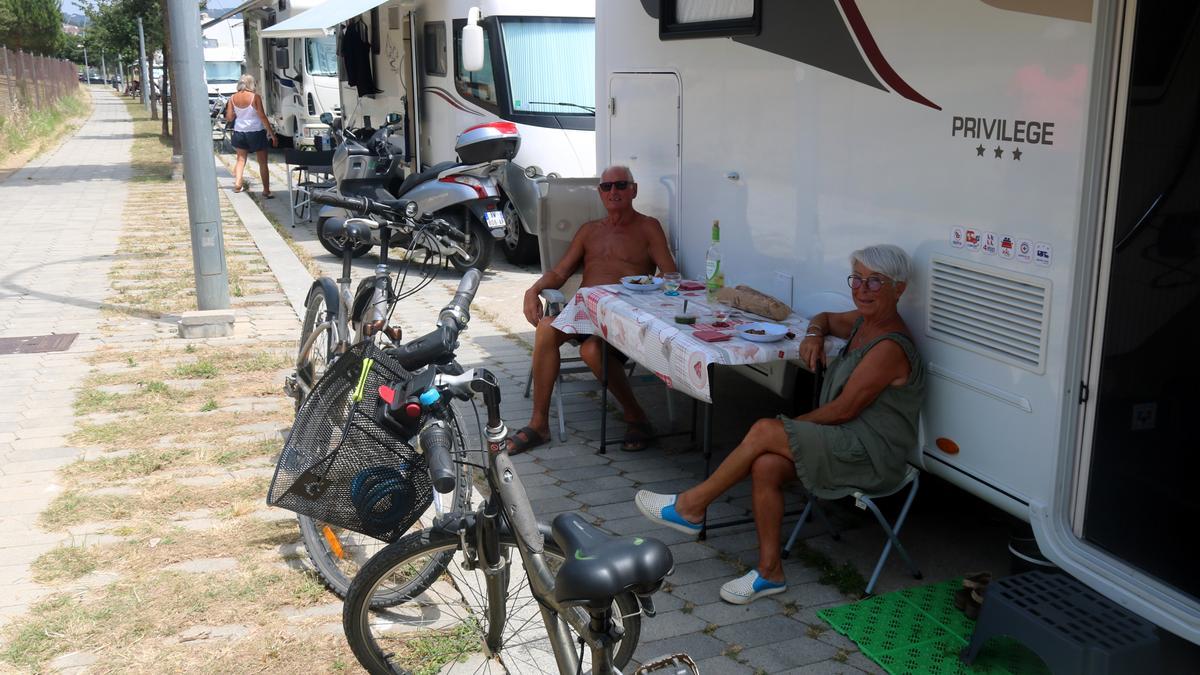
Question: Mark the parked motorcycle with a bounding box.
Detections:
[315,113,516,273]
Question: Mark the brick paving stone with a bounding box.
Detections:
[634,632,728,663]
[713,614,809,650]
[737,635,842,672]
[638,609,709,643]
[693,655,757,674]
[573,486,639,507]
[558,475,633,493]
[691,597,784,627]
[668,558,741,586]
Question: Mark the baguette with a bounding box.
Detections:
[716,285,792,321]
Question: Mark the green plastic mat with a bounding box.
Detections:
[817,578,1051,675]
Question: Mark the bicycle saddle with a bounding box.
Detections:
[551,513,673,608]
[321,217,373,246]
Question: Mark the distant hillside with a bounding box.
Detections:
[64,13,86,28]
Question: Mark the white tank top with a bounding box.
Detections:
[232,96,264,133]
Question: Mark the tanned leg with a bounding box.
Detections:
[750,453,796,583]
[256,149,271,194]
[673,418,792,522]
[523,317,575,440]
[579,337,648,423]
[233,149,247,189]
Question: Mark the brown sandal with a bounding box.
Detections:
[954,587,984,620]
[621,420,654,452]
[506,426,548,455]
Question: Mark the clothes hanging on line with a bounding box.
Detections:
[341,19,381,97]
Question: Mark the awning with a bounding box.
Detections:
[201,0,268,29]
[261,0,392,39]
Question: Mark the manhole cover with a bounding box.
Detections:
[0,333,78,355]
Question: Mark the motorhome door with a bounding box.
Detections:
[1078,1,1200,632]
[607,72,681,257]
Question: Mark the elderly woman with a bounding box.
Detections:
[225,74,278,196]
[636,244,925,604]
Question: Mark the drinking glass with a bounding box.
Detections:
[711,305,730,327]
[663,272,682,296]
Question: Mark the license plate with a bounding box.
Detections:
[485,210,506,231]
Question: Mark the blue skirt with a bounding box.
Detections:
[231,129,268,152]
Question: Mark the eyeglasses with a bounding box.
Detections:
[847,275,894,292]
[598,180,633,192]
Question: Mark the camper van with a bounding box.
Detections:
[239,0,341,147]
[259,0,596,263]
[201,13,246,103]
[566,0,1198,644]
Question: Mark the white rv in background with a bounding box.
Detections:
[574,0,1199,644]
[239,0,340,147]
[259,0,596,263]
[200,13,245,103]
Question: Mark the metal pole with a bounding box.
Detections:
[82,45,89,83]
[167,0,229,310]
[138,17,151,109]
[100,52,107,84]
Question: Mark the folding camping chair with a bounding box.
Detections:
[521,177,675,441]
[782,451,923,595]
[284,149,335,228]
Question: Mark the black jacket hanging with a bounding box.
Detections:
[341,20,381,97]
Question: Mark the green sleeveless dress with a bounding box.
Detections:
[777,318,925,499]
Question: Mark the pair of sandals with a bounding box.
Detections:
[505,420,653,455]
[954,571,992,620]
[232,182,273,198]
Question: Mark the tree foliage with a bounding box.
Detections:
[0,0,64,54]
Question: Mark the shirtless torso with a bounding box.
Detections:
[576,212,667,287]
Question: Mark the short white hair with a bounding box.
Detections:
[236,74,256,92]
[603,165,635,182]
[850,244,912,283]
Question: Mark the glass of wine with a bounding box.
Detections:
[663,272,682,296]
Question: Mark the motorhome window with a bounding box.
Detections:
[202,38,218,48]
[203,61,242,84]
[659,0,762,40]
[499,17,594,116]
[424,22,446,76]
[305,36,338,77]
[453,21,499,107]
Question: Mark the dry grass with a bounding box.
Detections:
[0,99,359,673]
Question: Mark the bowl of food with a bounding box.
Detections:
[737,322,789,343]
[620,275,664,292]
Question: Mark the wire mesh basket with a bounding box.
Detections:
[268,341,433,543]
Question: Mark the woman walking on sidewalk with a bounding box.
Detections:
[225,75,278,197]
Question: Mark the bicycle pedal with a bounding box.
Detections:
[634,653,699,675]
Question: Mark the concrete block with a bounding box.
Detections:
[178,310,236,338]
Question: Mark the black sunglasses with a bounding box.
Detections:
[598,180,633,192]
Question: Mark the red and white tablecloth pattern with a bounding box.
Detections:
[550,283,841,403]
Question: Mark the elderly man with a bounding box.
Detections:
[507,166,678,454]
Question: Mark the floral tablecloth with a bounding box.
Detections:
[550,282,843,403]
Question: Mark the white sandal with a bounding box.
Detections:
[719,570,787,605]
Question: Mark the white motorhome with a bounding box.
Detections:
[200,13,246,103]
[577,0,1199,644]
[228,0,341,147]
[254,0,596,263]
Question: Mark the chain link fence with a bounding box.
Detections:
[0,45,80,119]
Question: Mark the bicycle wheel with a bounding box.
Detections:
[296,291,336,411]
[343,528,642,674]
[298,458,472,607]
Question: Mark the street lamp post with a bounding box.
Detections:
[80,44,89,82]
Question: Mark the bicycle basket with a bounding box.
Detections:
[268,341,433,543]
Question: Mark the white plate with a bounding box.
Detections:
[484,209,507,232]
[737,322,788,342]
[620,275,664,292]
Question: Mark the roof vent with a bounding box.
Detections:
[926,255,1050,373]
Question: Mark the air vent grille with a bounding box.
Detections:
[926,255,1050,372]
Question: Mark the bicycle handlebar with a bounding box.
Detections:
[310,190,415,222]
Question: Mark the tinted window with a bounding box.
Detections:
[453,21,498,107]
[424,22,446,76]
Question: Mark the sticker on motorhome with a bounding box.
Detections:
[952,117,1055,145]
[965,229,981,251]
[1017,239,1033,263]
[999,236,1015,259]
[983,232,998,255]
[951,228,965,248]
[1035,242,1052,266]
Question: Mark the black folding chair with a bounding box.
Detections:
[284,149,335,227]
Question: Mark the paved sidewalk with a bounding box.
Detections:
[0,89,127,625]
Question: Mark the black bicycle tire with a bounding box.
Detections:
[343,528,642,674]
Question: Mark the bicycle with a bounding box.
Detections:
[283,191,476,604]
[335,279,699,674]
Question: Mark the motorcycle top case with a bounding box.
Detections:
[455,121,520,164]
